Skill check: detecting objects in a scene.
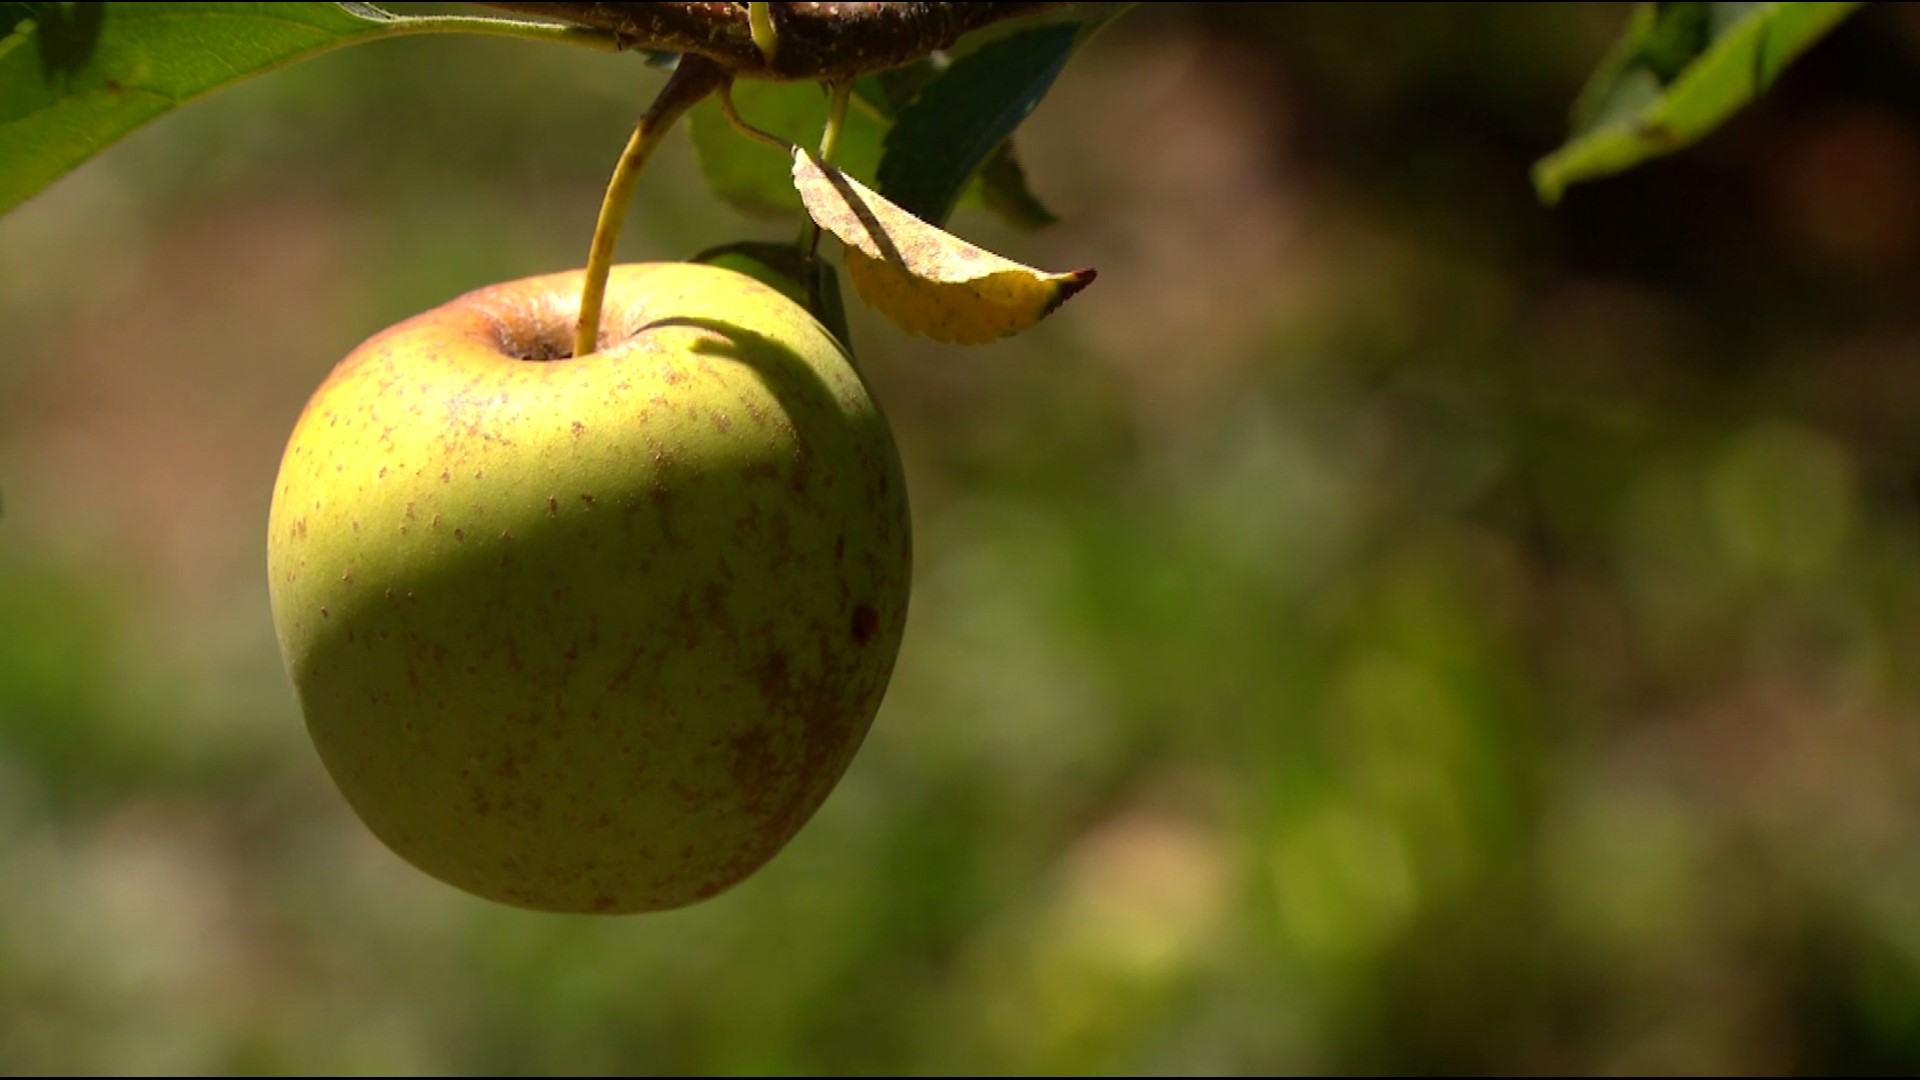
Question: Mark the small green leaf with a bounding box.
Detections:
[0,2,618,218]
[875,20,1083,228]
[976,141,1057,231]
[850,56,1059,231]
[1535,1,1864,204]
[2,3,40,38]
[688,238,854,356]
[40,2,107,75]
[855,57,943,114]
[688,78,886,218]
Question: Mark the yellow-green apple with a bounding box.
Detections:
[266,263,911,914]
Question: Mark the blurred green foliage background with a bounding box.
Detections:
[5,2,1920,1072]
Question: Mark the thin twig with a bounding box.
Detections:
[819,79,852,163]
[806,79,854,268]
[748,2,780,65]
[716,80,794,152]
[476,3,1065,81]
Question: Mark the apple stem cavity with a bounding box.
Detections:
[574,56,729,361]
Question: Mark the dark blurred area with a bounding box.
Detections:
[5,2,1920,1072]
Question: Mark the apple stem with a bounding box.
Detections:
[574,57,728,360]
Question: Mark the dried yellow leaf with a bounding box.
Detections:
[791,148,1095,345]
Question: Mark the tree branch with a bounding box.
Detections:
[472,2,1065,81]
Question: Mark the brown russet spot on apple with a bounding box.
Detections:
[851,603,878,645]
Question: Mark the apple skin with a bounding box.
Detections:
[267,263,911,914]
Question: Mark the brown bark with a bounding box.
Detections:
[475,2,1064,81]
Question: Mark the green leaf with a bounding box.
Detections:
[875,20,1082,228]
[682,56,1056,233]
[0,2,617,218]
[1534,1,1864,204]
[687,78,886,219]
[1,3,386,215]
[2,3,39,38]
[688,239,855,358]
[976,141,1057,231]
[855,56,942,115]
